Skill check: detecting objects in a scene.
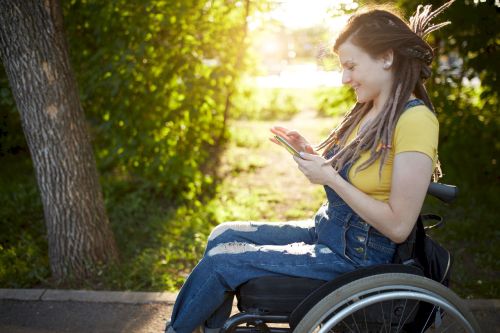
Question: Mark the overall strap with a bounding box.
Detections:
[403,98,425,110]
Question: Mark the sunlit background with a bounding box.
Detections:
[248,0,355,89]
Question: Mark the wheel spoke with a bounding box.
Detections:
[420,305,437,333]
[397,299,420,329]
[379,300,388,333]
[388,299,394,333]
[340,319,356,333]
[439,317,461,333]
[395,298,408,332]
[363,306,368,332]
[349,312,361,332]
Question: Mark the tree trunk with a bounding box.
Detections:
[0,0,118,280]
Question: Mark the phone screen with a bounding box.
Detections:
[274,135,301,158]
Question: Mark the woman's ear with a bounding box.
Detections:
[381,49,394,69]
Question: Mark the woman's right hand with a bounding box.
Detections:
[269,126,318,155]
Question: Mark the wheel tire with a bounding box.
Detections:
[293,273,481,333]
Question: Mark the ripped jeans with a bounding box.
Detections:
[168,214,395,332]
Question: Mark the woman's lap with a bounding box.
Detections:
[205,241,356,289]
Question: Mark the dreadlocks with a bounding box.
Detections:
[318,1,454,181]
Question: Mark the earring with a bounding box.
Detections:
[383,62,391,69]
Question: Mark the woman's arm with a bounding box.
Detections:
[295,151,433,243]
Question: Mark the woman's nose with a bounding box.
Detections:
[342,71,351,85]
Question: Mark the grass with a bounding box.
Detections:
[423,195,499,299]
[232,83,326,120]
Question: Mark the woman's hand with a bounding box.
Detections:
[269,126,317,155]
[293,152,340,186]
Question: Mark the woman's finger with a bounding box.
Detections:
[269,137,280,145]
[305,144,318,155]
[270,126,290,137]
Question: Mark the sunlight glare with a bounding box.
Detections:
[270,0,355,31]
[255,63,342,88]
[251,1,358,89]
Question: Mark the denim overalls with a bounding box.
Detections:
[168,100,424,333]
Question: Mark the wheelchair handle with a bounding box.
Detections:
[427,182,458,203]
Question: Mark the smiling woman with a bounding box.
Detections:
[165,2,456,332]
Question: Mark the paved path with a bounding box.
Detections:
[0,289,176,333]
[0,289,498,333]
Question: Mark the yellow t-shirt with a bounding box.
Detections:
[346,104,439,202]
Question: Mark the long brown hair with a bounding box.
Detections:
[318,1,454,180]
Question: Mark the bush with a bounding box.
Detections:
[315,85,355,118]
[63,0,254,201]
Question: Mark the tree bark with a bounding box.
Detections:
[0,0,118,280]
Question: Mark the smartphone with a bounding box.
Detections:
[274,135,302,158]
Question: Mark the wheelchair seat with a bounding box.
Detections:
[237,276,327,316]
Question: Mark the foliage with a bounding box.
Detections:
[0,75,26,156]
[0,155,49,288]
[62,0,254,202]
[0,0,261,287]
[315,85,356,117]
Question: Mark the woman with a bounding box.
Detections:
[166,2,453,332]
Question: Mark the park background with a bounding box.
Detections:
[0,0,498,299]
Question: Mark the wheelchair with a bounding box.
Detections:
[220,183,481,333]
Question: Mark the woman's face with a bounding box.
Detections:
[337,40,394,105]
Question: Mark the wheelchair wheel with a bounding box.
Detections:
[293,273,480,333]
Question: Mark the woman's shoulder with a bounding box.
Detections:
[398,101,438,128]
[393,100,439,159]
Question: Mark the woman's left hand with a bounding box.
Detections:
[293,152,340,185]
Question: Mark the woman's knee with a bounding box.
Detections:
[205,222,260,255]
[206,241,259,258]
[207,221,257,243]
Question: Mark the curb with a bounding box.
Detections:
[0,288,177,304]
[0,289,498,310]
